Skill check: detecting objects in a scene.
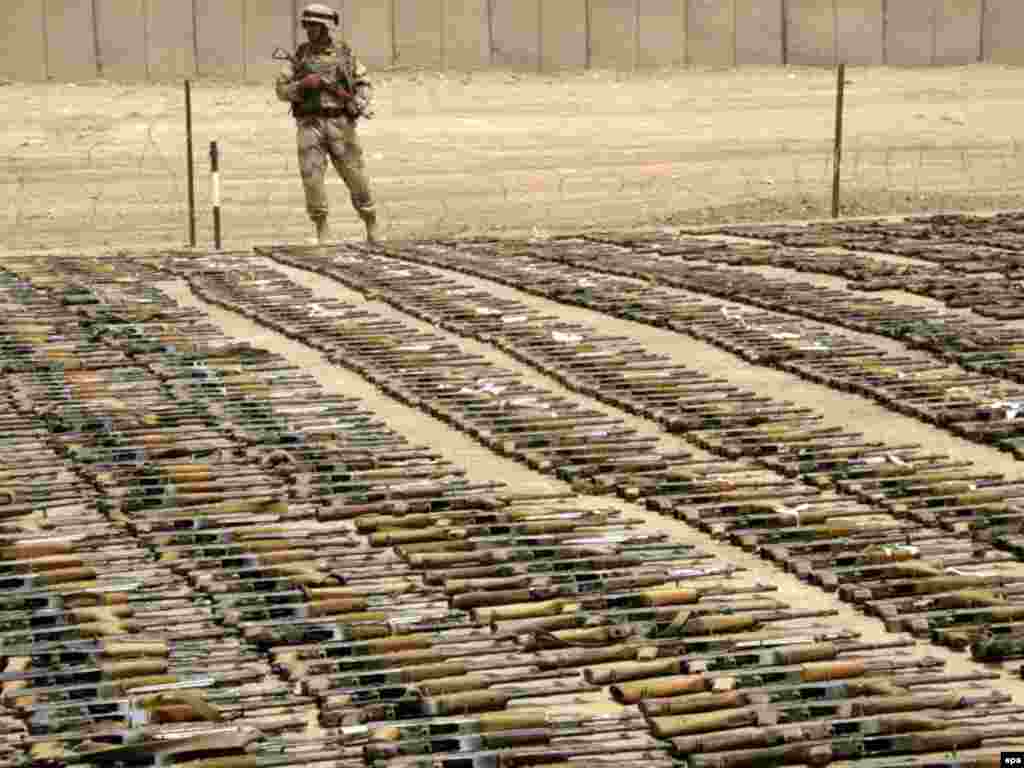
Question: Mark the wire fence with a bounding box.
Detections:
[7,136,1024,252]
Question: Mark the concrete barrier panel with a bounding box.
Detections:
[786,0,834,65]
[146,0,196,79]
[589,0,635,70]
[95,0,146,80]
[343,0,393,69]
[491,0,540,69]
[687,0,734,66]
[540,0,586,70]
[835,0,882,65]
[984,0,1024,64]
[735,0,782,65]
[45,0,98,80]
[395,0,442,68]
[884,0,933,65]
[934,0,979,64]
[636,0,685,68]
[1,0,46,81]
[445,0,489,69]
[196,0,244,79]
[244,0,293,82]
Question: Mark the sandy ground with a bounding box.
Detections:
[4,64,1024,252]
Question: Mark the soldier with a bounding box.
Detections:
[275,3,380,245]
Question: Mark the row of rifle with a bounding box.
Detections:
[689,212,1024,318]
[0,269,365,765]
[710,210,1024,273]
[77,248,1024,767]
[665,235,1024,318]
[575,231,1024,387]
[3,253,1024,766]
[154,245,1024,662]
[400,232,1024,456]
[359,235,1024,483]
[0,256,960,767]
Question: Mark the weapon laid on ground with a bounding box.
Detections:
[600,654,947,705]
[650,689,1012,740]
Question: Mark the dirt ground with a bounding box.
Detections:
[3,63,1024,252]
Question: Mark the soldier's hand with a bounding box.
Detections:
[330,85,353,101]
[299,73,323,90]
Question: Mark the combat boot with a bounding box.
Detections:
[361,209,381,246]
[313,216,330,245]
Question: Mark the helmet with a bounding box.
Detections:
[300,3,339,34]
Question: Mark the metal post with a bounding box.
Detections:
[780,0,788,66]
[537,0,543,74]
[390,0,398,66]
[185,80,196,248]
[210,141,222,250]
[831,62,846,219]
[584,0,591,69]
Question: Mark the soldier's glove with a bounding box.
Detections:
[299,73,324,90]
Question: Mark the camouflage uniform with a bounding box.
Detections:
[275,36,377,239]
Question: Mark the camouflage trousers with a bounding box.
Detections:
[296,115,375,223]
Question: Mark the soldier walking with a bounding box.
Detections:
[276,3,380,245]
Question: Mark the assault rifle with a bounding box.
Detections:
[272,47,373,120]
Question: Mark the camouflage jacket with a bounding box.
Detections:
[275,39,372,119]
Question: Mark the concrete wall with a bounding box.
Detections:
[589,0,636,70]
[243,0,295,81]
[146,0,196,80]
[688,0,735,66]
[736,0,782,65]
[540,0,586,70]
[394,0,443,68]
[2,0,47,81]
[94,0,147,80]
[637,0,686,68]
[490,0,540,70]
[196,0,244,79]
[884,0,934,66]
[836,0,883,66]
[985,0,1024,65]
[444,0,490,69]
[342,0,392,69]
[786,0,835,65]
[2,0,1007,82]
[935,0,981,65]
[45,0,99,81]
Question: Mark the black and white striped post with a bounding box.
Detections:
[209,140,222,250]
